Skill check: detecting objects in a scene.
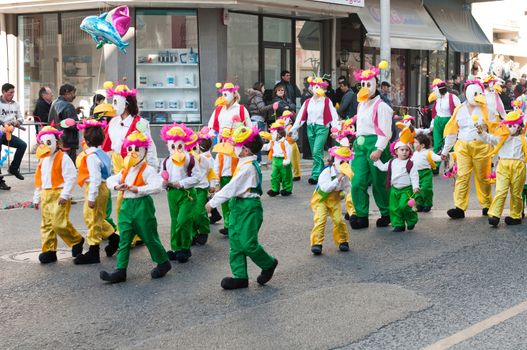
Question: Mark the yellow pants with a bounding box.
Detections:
[453,140,493,210]
[345,193,356,216]
[310,191,349,246]
[488,159,526,219]
[291,142,301,178]
[84,183,115,245]
[40,188,83,253]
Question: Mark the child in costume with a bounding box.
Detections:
[206,125,278,290]
[280,110,302,181]
[309,143,353,255]
[100,131,171,283]
[374,133,420,232]
[33,126,84,264]
[263,119,293,197]
[477,110,527,226]
[160,124,201,263]
[411,133,442,212]
[74,120,119,264]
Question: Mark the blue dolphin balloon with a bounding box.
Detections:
[80,12,129,53]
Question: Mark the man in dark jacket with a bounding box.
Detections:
[48,84,81,161]
[337,80,358,119]
[275,70,301,111]
[33,86,53,132]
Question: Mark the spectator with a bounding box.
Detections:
[468,59,482,80]
[452,75,462,95]
[333,76,347,106]
[275,70,301,110]
[48,84,82,162]
[33,86,53,130]
[513,74,527,99]
[446,79,460,96]
[89,93,105,116]
[500,83,512,112]
[272,84,295,119]
[323,78,336,105]
[0,83,27,189]
[300,77,313,105]
[247,82,274,164]
[379,81,393,108]
[506,80,515,104]
[337,80,358,119]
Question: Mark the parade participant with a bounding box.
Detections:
[33,126,84,264]
[291,75,340,185]
[263,119,293,197]
[350,63,393,229]
[101,131,170,283]
[333,120,357,221]
[160,123,201,263]
[192,127,219,246]
[206,125,278,290]
[74,119,119,264]
[483,74,506,120]
[309,143,353,255]
[477,111,527,226]
[400,114,431,135]
[442,80,495,219]
[374,132,420,232]
[411,133,442,212]
[428,79,461,169]
[280,110,302,181]
[208,82,251,137]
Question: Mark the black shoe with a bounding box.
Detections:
[133,239,144,247]
[311,244,322,255]
[280,190,292,196]
[151,260,172,279]
[293,177,301,182]
[267,190,279,197]
[308,178,318,185]
[209,208,222,224]
[339,242,350,252]
[488,216,500,227]
[105,233,120,257]
[221,277,249,290]
[38,251,57,264]
[393,227,405,232]
[8,167,24,180]
[194,234,208,245]
[71,237,84,257]
[482,208,489,216]
[219,228,229,236]
[416,205,425,212]
[167,250,177,261]
[376,216,391,227]
[407,225,415,230]
[505,216,522,225]
[257,259,278,285]
[432,168,440,175]
[0,181,11,191]
[447,207,465,219]
[423,206,432,213]
[73,245,100,265]
[344,213,350,221]
[191,236,197,246]
[100,269,127,283]
[350,217,368,229]
[176,249,191,263]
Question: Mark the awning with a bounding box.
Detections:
[298,21,321,51]
[356,0,446,51]
[424,0,493,53]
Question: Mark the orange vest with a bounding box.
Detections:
[218,153,238,177]
[121,161,147,187]
[35,151,65,189]
[267,141,287,161]
[77,152,89,187]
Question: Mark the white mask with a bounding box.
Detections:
[167,140,185,156]
[508,124,519,135]
[466,84,486,107]
[113,95,127,116]
[36,134,58,159]
[223,91,235,105]
[333,158,342,171]
[358,77,376,102]
[234,146,243,158]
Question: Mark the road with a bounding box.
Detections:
[1,162,527,350]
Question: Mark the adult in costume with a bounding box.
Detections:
[208,82,251,138]
[483,74,506,120]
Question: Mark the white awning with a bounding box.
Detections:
[357,0,446,51]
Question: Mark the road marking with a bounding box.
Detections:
[423,300,527,350]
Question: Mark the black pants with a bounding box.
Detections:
[0,134,27,182]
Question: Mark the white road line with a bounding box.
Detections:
[423,300,527,350]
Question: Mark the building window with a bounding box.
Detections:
[296,20,322,94]
[136,9,200,124]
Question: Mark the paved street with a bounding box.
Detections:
[1,161,527,350]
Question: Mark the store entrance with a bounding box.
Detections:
[263,43,293,90]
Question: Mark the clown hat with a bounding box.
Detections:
[279,110,294,120]
[212,128,236,156]
[216,82,239,93]
[77,119,107,130]
[104,81,137,98]
[483,74,498,84]
[37,126,63,143]
[197,127,213,140]
[501,110,523,125]
[185,132,199,150]
[431,79,445,88]
[329,146,354,161]
[232,125,260,147]
[123,130,150,149]
[269,119,286,131]
[93,103,116,118]
[307,75,329,87]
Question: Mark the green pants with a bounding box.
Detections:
[415,169,434,207]
[105,195,117,231]
[390,186,418,229]
[116,196,168,269]
[351,135,390,217]
[433,116,451,167]
[193,187,210,237]
[220,176,232,230]
[307,124,329,180]
[167,187,196,251]
[228,197,275,279]
[270,157,293,192]
[523,184,527,211]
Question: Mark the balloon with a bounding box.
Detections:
[379,60,389,69]
[80,6,130,53]
[135,120,148,133]
[407,198,416,207]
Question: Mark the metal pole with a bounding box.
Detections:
[380,0,391,84]
[332,18,337,86]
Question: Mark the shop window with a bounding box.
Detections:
[391,49,407,107]
[296,20,322,94]
[264,17,292,43]
[136,9,200,124]
[429,50,447,81]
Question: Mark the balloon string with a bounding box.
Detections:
[96,48,103,94]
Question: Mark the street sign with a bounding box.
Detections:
[312,0,365,7]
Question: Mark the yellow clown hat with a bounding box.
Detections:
[329,145,354,161]
[500,110,523,125]
[232,125,260,147]
[93,103,115,118]
[269,119,286,131]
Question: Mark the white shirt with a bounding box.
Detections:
[374,158,419,190]
[107,162,162,199]
[33,151,77,204]
[411,149,442,171]
[485,91,506,119]
[317,165,350,194]
[214,153,235,177]
[435,92,460,117]
[162,153,201,189]
[292,96,339,131]
[261,138,293,165]
[355,95,393,150]
[480,132,525,160]
[108,115,158,168]
[196,151,218,189]
[209,155,260,208]
[85,147,110,202]
[208,103,252,135]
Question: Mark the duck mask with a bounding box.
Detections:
[465,81,487,107]
[122,131,150,170]
[168,140,187,166]
[307,77,328,99]
[112,95,127,116]
[216,83,239,107]
[35,127,63,159]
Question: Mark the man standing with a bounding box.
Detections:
[33,86,53,132]
[333,76,348,106]
[275,70,301,110]
[48,84,81,162]
[337,80,358,119]
[446,78,460,96]
[379,81,393,108]
[513,74,526,99]
[0,83,27,189]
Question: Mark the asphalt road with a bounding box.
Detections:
[1,164,527,350]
